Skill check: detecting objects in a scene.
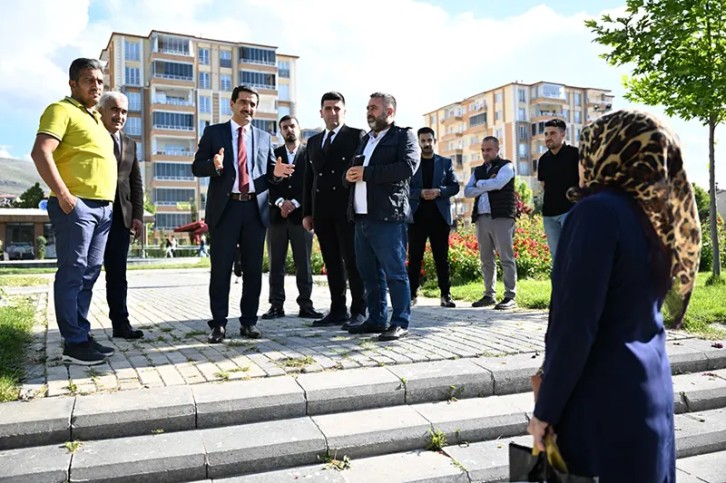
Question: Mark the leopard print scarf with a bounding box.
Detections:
[575,109,701,327]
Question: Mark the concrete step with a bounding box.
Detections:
[2,347,725,451]
[2,400,725,482]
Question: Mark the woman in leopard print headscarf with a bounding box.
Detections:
[527,110,700,482]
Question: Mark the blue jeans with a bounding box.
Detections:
[354,218,410,329]
[48,197,112,344]
[543,212,570,263]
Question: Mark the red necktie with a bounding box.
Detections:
[237,127,249,194]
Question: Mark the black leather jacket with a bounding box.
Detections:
[343,123,420,222]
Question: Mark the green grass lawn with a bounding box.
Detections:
[0,298,35,402]
[423,272,726,337]
[0,275,51,286]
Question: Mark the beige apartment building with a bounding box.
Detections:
[423,81,614,221]
[100,30,298,235]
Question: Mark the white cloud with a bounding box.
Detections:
[0,145,12,158]
[0,0,722,189]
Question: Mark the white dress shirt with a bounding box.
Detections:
[230,119,255,193]
[354,126,391,214]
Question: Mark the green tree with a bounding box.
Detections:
[13,182,45,208]
[587,0,726,278]
[693,183,711,222]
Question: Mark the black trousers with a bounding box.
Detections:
[103,210,131,331]
[407,213,452,298]
[209,199,266,328]
[314,214,366,317]
[266,220,314,310]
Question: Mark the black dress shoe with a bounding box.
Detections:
[112,326,144,340]
[313,312,349,327]
[240,325,261,339]
[208,326,226,344]
[347,320,387,334]
[261,306,285,319]
[298,307,324,319]
[378,326,409,341]
[341,313,365,330]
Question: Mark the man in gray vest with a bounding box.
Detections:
[464,136,517,310]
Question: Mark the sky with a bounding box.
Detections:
[0,0,723,189]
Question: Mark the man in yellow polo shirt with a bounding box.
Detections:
[31,58,118,366]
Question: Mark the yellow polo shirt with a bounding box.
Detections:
[37,96,117,201]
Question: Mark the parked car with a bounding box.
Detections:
[6,241,34,260]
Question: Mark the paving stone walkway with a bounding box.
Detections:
[9,267,692,400]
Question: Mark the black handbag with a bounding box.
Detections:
[509,435,598,483]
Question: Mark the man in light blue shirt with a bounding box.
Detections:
[464,136,517,310]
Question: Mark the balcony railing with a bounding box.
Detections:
[152,125,194,131]
[155,150,194,157]
[532,110,563,117]
[244,82,276,90]
[153,98,194,106]
[153,73,193,81]
[153,176,195,181]
[238,58,275,66]
[155,48,191,56]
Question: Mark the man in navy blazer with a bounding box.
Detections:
[344,92,420,341]
[407,127,459,308]
[192,85,293,343]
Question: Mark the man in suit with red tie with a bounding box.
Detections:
[302,92,367,328]
[262,115,322,320]
[98,91,144,340]
[193,85,293,343]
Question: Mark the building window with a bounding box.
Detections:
[124,67,140,86]
[198,72,210,89]
[157,36,189,55]
[239,46,276,65]
[574,111,582,124]
[136,142,143,161]
[575,128,581,142]
[220,74,232,91]
[574,92,582,106]
[220,50,232,68]
[124,40,140,61]
[469,113,486,127]
[495,110,502,121]
[252,119,276,135]
[563,108,570,121]
[152,61,193,80]
[277,105,291,118]
[518,125,528,139]
[198,48,209,65]
[278,60,290,78]
[517,107,527,121]
[518,88,526,103]
[154,163,195,181]
[154,213,193,230]
[199,95,211,113]
[278,83,290,101]
[518,143,529,159]
[239,71,276,89]
[220,98,232,116]
[154,188,196,206]
[125,117,141,135]
[198,119,210,136]
[495,92,502,104]
[152,112,194,131]
[127,91,141,111]
[518,160,530,176]
[539,83,566,100]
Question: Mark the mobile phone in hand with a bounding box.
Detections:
[352,154,365,166]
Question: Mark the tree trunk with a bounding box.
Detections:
[709,119,721,277]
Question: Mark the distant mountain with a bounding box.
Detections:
[0,157,46,196]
